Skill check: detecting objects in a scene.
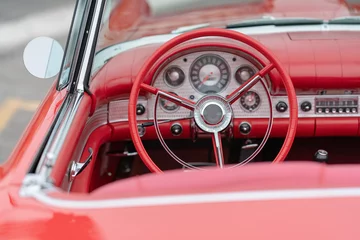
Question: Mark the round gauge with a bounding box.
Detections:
[160,93,180,112]
[189,54,230,94]
[235,65,256,84]
[164,66,185,87]
[240,91,261,112]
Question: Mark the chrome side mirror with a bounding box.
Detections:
[23,37,64,79]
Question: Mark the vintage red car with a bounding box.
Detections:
[2,0,360,238]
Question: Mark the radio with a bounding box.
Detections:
[315,97,358,114]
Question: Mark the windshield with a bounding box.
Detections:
[90,0,360,78]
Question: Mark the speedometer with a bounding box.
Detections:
[189,54,230,94]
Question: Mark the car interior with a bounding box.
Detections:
[37,26,360,195]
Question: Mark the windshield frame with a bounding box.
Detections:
[56,0,89,91]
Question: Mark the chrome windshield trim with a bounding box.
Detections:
[93,24,360,73]
[56,0,90,91]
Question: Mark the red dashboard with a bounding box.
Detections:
[90,31,360,139]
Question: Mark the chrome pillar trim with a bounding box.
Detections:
[57,0,90,90]
[33,0,107,184]
[37,92,84,179]
[76,0,105,92]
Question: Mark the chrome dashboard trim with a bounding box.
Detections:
[109,94,360,122]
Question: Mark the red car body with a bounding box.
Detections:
[1,0,360,239]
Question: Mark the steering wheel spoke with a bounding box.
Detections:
[212,132,225,168]
[141,83,195,110]
[226,63,274,104]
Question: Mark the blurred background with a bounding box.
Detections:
[0,0,75,163]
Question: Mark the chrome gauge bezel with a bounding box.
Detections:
[239,90,262,112]
[163,65,186,88]
[234,64,256,85]
[188,53,231,94]
[159,93,180,112]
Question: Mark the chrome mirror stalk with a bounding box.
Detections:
[68,148,93,182]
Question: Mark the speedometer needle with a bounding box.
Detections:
[202,72,213,83]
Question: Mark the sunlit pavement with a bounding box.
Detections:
[0,0,74,163]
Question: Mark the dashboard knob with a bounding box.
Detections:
[137,125,146,137]
[276,101,288,113]
[171,123,183,136]
[239,122,251,135]
[301,101,312,112]
[314,149,328,163]
[136,104,146,115]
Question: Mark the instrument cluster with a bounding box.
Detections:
[150,50,268,119]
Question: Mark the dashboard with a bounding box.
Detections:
[108,49,360,123]
[87,31,360,139]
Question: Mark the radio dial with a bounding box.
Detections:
[315,97,358,114]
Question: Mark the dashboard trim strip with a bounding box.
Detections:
[109,95,360,123]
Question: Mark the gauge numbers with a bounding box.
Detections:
[189,54,230,94]
[240,91,261,112]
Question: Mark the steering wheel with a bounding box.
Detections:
[129,28,298,173]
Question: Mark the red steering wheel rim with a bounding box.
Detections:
[129,28,298,173]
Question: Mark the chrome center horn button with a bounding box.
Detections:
[194,95,233,133]
[201,103,224,125]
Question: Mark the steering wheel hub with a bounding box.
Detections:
[194,95,233,133]
[202,103,224,125]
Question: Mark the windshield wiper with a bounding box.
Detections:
[328,16,360,24]
[226,17,324,28]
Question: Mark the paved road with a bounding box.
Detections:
[0,0,74,163]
